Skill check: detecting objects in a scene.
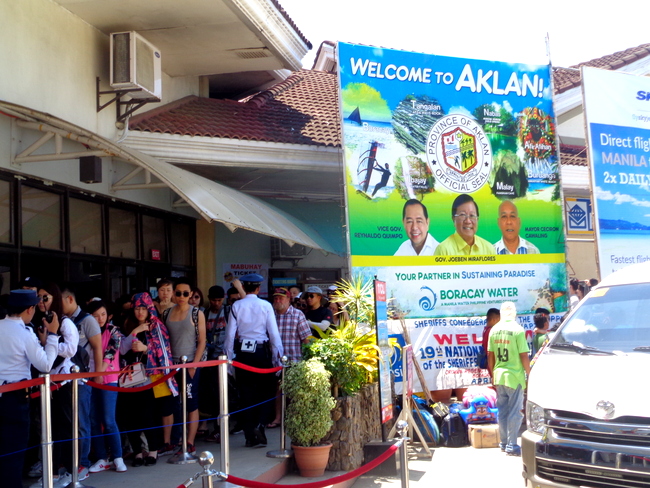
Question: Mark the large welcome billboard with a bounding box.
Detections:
[582,67,650,280]
[338,42,567,390]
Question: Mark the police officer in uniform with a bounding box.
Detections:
[223,274,283,447]
[0,290,60,488]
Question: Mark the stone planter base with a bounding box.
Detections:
[323,383,383,471]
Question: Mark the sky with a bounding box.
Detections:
[279,0,650,69]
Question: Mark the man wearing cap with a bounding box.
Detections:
[197,285,227,442]
[304,286,334,336]
[267,287,312,428]
[487,301,530,457]
[224,273,283,447]
[0,290,61,488]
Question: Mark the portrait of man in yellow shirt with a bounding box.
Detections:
[434,194,496,256]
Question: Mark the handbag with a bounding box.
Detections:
[151,373,172,398]
[118,362,147,388]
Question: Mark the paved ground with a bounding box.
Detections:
[22,429,526,488]
[350,443,525,488]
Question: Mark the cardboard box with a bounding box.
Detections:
[468,423,500,448]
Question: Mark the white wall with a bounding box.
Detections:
[0,0,202,215]
[0,0,199,139]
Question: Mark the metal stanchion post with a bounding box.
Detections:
[199,451,217,488]
[218,355,229,476]
[68,365,93,488]
[170,356,197,464]
[397,420,410,488]
[40,373,54,488]
[267,356,291,458]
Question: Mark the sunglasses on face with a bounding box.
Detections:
[175,291,191,297]
[39,294,52,303]
[307,294,320,299]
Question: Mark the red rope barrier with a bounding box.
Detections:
[0,377,43,394]
[224,441,401,488]
[0,357,283,395]
[30,380,66,399]
[86,369,177,392]
[232,362,282,374]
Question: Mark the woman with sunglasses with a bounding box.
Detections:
[162,280,206,454]
[33,282,80,487]
[119,293,178,466]
[188,287,205,312]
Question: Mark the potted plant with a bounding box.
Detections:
[283,358,336,477]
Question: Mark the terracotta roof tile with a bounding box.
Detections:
[560,144,588,167]
[553,43,650,94]
[129,70,340,147]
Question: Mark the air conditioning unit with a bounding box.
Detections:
[271,238,307,259]
[110,31,162,99]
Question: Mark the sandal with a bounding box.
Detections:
[266,421,281,429]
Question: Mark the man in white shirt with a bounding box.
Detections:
[394,199,439,256]
[493,200,540,255]
[224,273,283,448]
[0,290,60,488]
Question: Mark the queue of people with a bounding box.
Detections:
[0,275,347,488]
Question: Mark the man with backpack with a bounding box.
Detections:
[61,285,102,479]
[487,301,530,457]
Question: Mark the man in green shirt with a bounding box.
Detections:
[531,312,549,356]
[434,194,496,256]
[488,301,530,456]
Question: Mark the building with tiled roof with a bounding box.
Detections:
[126,39,650,283]
[130,70,340,147]
[553,42,650,280]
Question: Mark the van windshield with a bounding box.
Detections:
[553,283,650,354]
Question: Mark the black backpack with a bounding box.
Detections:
[441,411,469,447]
[52,312,91,373]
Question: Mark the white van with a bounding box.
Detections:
[522,261,650,488]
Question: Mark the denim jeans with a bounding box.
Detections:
[495,384,524,450]
[78,381,92,468]
[91,383,122,460]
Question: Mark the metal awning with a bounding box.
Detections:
[0,100,335,253]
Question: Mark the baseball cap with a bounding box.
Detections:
[305,286,323,295]
[273,287,290,298]
[208,285,225,299]
[19,276,43,290]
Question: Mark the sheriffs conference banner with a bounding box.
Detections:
[337,42,567,390]
[582,67,650,279]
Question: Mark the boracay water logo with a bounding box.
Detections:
[426,114,492,193]
[419,286,437,312]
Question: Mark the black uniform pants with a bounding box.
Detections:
[0,389,30,488]
[234,342,276,442]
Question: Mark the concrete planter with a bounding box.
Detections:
[323,383,383,471]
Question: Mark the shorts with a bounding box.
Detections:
[174,368,201,412]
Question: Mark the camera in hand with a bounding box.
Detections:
[45,310,53,323]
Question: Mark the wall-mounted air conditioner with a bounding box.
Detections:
[271,238,307,259]
[110,31,162,99]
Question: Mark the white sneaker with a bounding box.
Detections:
[113,457,127,472]
[53,472,72,488]
[78,466,90,481]
[28,460,43,478]
[89,458,112,473]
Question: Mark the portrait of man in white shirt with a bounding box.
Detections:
[394,199,439,256]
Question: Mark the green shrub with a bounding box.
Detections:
[283,358,336,447]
